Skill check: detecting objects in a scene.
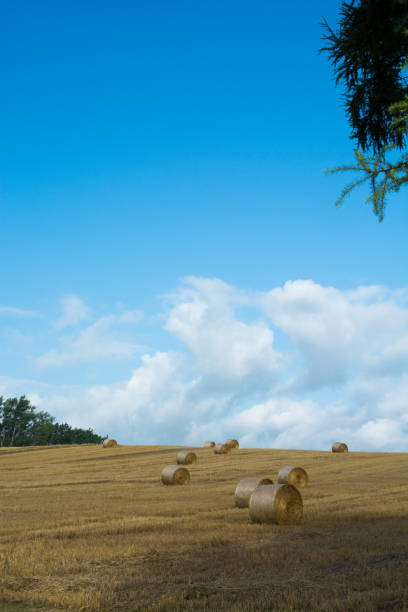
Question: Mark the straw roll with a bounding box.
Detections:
[225,439,239,449]
[249,484,303,525]
[234,477,274,508]
[102,439,118,448]
[161,465,190,485]
[214,443,230,454]
[203,441,215,448]
[277,466,309,488]
[332,442,348,453]
[176,450,198,465]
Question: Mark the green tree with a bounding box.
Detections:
[0,396,103,446]
[49,422,102,445]
[70,427,102,444]
[49,422,72,444]
[27,411,56,445]
[320,0,408,220]
[0,396,37,446]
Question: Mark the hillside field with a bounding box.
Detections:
[0,444,407,611]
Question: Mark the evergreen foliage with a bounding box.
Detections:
[0,395,103,446]
[321,0,408,220]
[320,0,408,154]
[324,107,408,221]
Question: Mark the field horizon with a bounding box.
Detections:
[0,443,407,611]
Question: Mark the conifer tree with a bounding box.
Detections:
[320,0,408,220]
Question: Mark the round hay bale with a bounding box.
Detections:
[277,466,309,488]
[161,465,190,485]
[234,477,274,508]
[249,484,303,525]
[332,442,348,453]
[203,441,215,448]
[214,443,230,454]
[176,450,198,465]
[225,438,239,449]
[102,438,118,448]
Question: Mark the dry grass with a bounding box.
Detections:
[0,444,407,611]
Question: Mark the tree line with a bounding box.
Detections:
[0,396,103,446]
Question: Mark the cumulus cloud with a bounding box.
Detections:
[38,352,190,442]
[354,418,407,451]
[165,276,282,389]
[5,278,408,451]
[261,279,408,390]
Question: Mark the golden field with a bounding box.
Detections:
[0,443,407,611]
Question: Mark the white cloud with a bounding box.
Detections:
[165,276,282,388]
[36,314,145,369]
[4,277,408,451]
[55,296,89,328]
[38,352,190,442]
[0,306,40,318]
[0,376,55,399]
[261,279,408,389]
[354,419,407,451]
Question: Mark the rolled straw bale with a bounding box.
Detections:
[332,442,348,453]
[102,438,118,448]
[249,484,303,525]
[203,441,215,448]
[225,438,239,449]
[277,466,309,489]
[234,477,274,508]
[214,443,230,454]
[161,465,190,485]
[176,450,198,465]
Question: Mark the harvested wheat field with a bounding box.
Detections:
[0,444,407,611]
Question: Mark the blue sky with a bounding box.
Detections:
[1,1,407,451]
